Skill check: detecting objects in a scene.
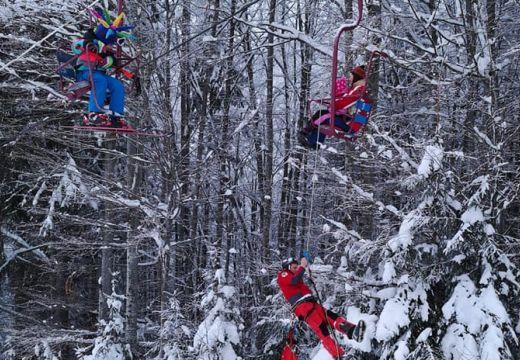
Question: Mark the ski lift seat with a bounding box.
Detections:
[56,49,114,101]
[56,49,91,100]
[306,95,373,141]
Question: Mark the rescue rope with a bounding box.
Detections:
[305,122,322,253]
[307,266,343,358]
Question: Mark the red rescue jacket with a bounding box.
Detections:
[277,266,312,305]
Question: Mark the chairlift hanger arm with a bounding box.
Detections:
[329,0,364,119]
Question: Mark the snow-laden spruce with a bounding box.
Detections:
[76,278,132,360]
[192,270,244,359]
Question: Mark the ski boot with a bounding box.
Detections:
[82,112,110,126]
[108,115,130,129]
[337,319,366,342]
[351,319,366,342]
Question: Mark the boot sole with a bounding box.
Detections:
[353,320,366,342]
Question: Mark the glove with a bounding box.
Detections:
[99,56,114,70]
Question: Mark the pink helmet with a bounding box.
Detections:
[335,76,348,95]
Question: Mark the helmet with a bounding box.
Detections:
[282,257,298,270]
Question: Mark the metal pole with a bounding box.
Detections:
[328,0,364,134]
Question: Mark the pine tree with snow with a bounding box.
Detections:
[76,276,132,360]
[153,295,192,359]
[34,341,59,360]
[338,141,520,359]
[192,269,244,359]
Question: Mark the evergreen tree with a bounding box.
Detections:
[192,270,243,359]
[76,276,132,360]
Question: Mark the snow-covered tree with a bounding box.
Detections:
[1,0,519,358]
[192,270,243,359]
[152,295,192,359]
[76,277,132,360]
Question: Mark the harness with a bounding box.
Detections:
[292,295,317,321]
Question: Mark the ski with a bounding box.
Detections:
[62,126,167,137]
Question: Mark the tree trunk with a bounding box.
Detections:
[125,141,142,349]
[262,0,277,261]
[99,145,115,324]
[462,0,478,159]
[222,0,237,278]
[125,239,138,348]
[214,0,230,270]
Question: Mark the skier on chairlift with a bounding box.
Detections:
[71,8,134,128]
[299,65,368,148]
[277,256,366,358]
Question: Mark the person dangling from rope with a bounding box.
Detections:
[299,65,368,149]
[277,257,366,358]
[71,7,134,128]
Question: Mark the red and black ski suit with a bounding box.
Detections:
[277,266,356,357]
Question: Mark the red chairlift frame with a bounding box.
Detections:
[306,0,386,141]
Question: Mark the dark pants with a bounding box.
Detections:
[304,110,351,146]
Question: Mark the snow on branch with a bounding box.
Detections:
[441,275,513,359]
[371,123,419,169]
[37,155,98,237]
[445,176,491,252]
[331,167,402,219]
[233,18,331,57]
[193,281,243,359]
[405,144,444,186]
[473,126,502,151]
[1,226,51,265]
[387,197,432,253]
[375,280,429,342]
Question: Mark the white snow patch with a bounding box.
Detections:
[394,338,410,360]
[387,211,416,252]
[375,287,397,300]
[219,285,236,299]
[417,328,432,343]
[417,145,443,178]
[214,269,226,285]
[311,346,335,360]
[382,260,396,283]
[376,293,411,341]
[441,275,511,359]
[442,324,478,359]
[461,206,484,225]
[446,206,485,251]
[376,282,429,341]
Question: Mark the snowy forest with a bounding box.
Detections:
[1,0,519,358]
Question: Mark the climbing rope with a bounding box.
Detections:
[305,121,322,253]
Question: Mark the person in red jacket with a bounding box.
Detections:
[299,65,368,149]
[277,257,366,358]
